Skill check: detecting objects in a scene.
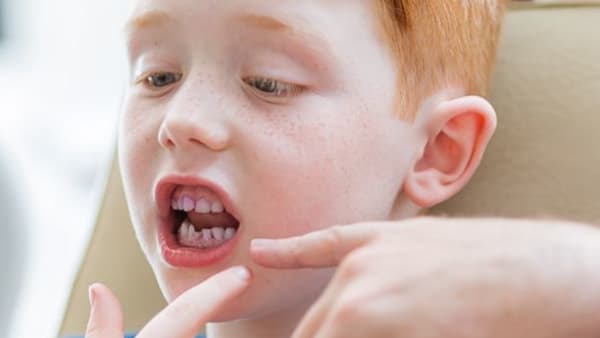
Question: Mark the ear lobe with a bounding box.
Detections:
[404,96,497,208]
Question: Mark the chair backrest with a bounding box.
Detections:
[59,3,600,336]
[431,2,600,223]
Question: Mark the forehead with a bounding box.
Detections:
[124,8,302,40]
[123,0,379,39]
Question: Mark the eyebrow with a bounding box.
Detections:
[234,13,335,68]
[235,13,295,33]
[123,9,175,36]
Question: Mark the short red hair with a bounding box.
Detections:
[375,0,507,118]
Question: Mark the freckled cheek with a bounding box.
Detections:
[246,120,364,233]
[121,103,162,164]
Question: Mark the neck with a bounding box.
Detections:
[206,300,313,338]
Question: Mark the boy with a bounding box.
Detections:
[85,0,600,337]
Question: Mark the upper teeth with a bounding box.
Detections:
[172,195,225,214]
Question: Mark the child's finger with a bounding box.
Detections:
[85,283,124,338]
[137,266,251,338]
[250,224,377,269]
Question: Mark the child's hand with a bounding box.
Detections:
[85,266,251,338]
[251,217,600,338]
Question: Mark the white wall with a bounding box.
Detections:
[0,1,130,337]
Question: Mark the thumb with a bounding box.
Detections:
[85,283,124,338]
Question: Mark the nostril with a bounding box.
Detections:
[158,122,177,149]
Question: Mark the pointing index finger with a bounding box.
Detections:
[250,224,376,269]
[138,266,251,338]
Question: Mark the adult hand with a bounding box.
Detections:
[85,266,251,338]
[251,217,600,338]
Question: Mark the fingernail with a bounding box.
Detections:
[232,266,251,281]
[88,284,97,308]
[251,239,277,249]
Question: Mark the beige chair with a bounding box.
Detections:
[59,2,600,336]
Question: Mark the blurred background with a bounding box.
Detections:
[0,0,129,337]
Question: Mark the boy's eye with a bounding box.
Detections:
[143,72,183,89]
[243,76,303,99]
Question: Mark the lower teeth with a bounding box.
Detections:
[177,219,237,249]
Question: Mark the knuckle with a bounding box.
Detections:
[289,240,306,266]
[338,249,371,278]
[323,225,346,262]
[291,225,348,267]
[326,225,345,245]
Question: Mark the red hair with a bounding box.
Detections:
[376,0,507,118]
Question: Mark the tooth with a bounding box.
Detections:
[202,228,212,240]
[182,196,195,212]
[211,227,224,241]
[211,200,224,213]
[224,227,235,240]
[171,198,178,210]
[177,196,183,211]
[178,221,186,238]
[195,198,211,214]
[181,220,190,239]
[189,224,199,241]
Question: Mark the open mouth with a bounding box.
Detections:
[170,185,241,249]
[156,177,241,268]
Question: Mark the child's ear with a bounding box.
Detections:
[403,96,497,208]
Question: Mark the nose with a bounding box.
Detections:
[158,100,231,153]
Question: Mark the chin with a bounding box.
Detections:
[154,265,334,322]
[205,282,323,323]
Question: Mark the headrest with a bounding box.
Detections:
[432,4,600,224]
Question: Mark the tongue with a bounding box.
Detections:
[187,211,238,230]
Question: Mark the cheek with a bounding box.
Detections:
[120,102,159,168]
[242,101,412,236]
[118,101,163,236]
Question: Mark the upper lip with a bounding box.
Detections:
[154,174,240,222]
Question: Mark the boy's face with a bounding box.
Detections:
[119,0,422,320]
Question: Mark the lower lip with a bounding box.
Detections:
[158,217,240,268]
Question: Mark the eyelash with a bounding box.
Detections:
[242,76,304,99]
[138,72,183,90]
[136,72,304,101]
